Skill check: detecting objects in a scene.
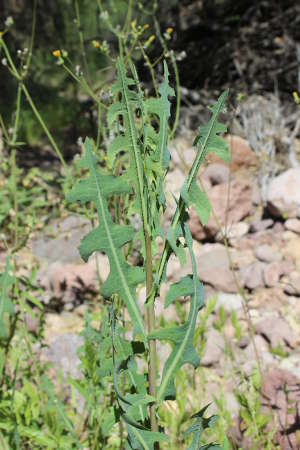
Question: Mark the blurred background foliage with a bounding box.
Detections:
[1,0,299,162]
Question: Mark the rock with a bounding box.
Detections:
[209,135,257,172]
[255,316,298,349]
[39,257,102,305]
[201,328,224,366]
[263,261,291,287]
[44,312,84,340]
[215,292,243,312]
[41,333,83,380]
[169,137,195,168]
[282,237,300,269]
[165,167,186,220]
[249,218,274,233]
[197,244,237,293]
[202,163,230,186]
[267,168,300,218]
[263,262,281,287]
[261,368,300,450]
[238,262,266,290]
[283,273,300,296]
[280,354,300,379]
[284,218,300,234]
[242,334,274,375]
[254,244,282,263]
[216,221,249,242]
[31,215,91,264]
[189,179,253,240]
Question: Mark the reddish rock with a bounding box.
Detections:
[189,178,253,240]
[208,135,257,172]
[40,259,102,305]
[255,316,298,349]
[267,168,300,218]
[261,369,300,450]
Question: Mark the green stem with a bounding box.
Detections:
[21,84,67,170]
[0,37,67,171]
[153,17,180,139]
[74,0,90,81]
[145,230,158,438]
[10,84,22,249]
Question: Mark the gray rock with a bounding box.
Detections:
[31,215,91,264]
[254,244,282,263]
[41,333,83,379]
[215,292,243,312]
[201,328,224,366]
[197,244,237,293]
[202,163,230,186]
[283,273,300,296]
[239,262,266,290]
[249,219,274,233]
[284,218,300,234]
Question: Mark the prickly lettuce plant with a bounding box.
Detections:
[67,57,229,449]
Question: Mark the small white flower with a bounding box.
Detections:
[23,47,28,54]
[1,58,7,66]
[4,16,14,27]
[75,64,81,76]
[77,136,83,147]
[99,10,108,20]
[17,49,22,57]
[176,50,187,62]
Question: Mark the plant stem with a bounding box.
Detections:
[145,230,158,439]
[74,0,90,81]
[21,84,67,171]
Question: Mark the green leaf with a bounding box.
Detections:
[149,91,229,302]
[181,179,211,226]
[184,405,221,450]
[165,275,194,308]
[109,57,149,235]
[150,225,204,401]
[0,256,14,340]
[67,138,146,342]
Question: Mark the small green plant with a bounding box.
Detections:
[234,369,277,450]
[67,56,230,448]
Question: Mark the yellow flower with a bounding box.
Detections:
[144,23,149,30]
[293,91,300,105]
[148,35,155,43]
[52,49,61,58]
[167,27,173,34]
[92,40,100,49]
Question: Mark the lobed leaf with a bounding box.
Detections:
[149,225,204,402]
[67,138,146,342]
